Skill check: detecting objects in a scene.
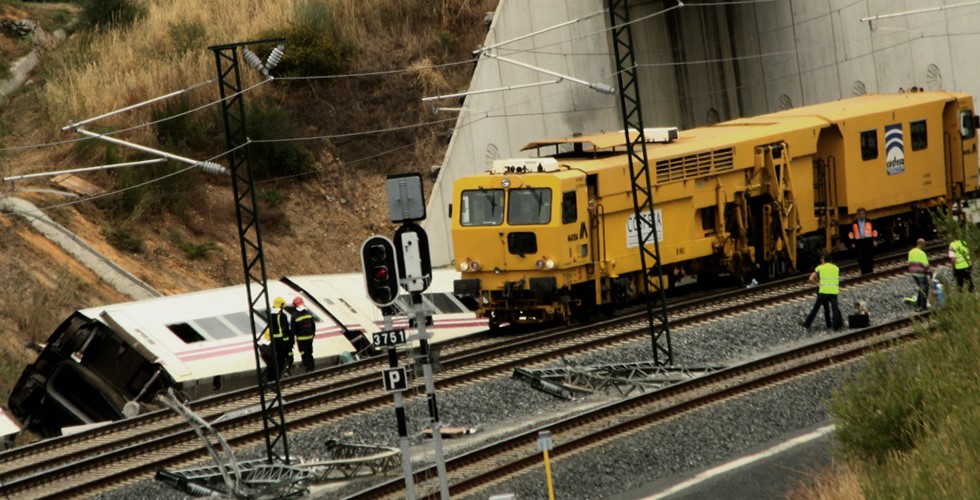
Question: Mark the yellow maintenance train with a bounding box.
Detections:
[451,91,980,328]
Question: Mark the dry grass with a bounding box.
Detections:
[39,1,291,150]
[787,462,864,500]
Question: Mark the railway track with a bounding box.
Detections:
[347,314,924,499]
[0,247,941,497]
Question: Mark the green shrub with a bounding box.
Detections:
[106,226,143,254]
[831,256,980,496]
[245,101,315,179]
[830,349,928,465]
[168,18,207,56]
[269,0,351,76]
[152,95,219,153]
[171,232,217,260]
[260,188,286,207]
[95,151,200,226]
[79,0,147,31]
[434,29,458,56]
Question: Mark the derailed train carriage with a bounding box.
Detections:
[8,270,485,438]
[451,91,980,327]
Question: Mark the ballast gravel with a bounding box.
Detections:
[95,274,928,500]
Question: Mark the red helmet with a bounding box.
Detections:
[292,297,304,308]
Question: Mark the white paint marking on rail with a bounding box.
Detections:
[643,424,836,500]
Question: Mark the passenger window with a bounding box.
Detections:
[561,191,577,224]
[910,120,927,151]
[860,129,878,160]
[167,322,206,343]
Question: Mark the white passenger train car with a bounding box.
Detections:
[7,270,485,438]
[289,270,486,345]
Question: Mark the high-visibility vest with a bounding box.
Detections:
[950,240,972,270]
[908,248,930,275]
[270,310,290,340]
[815,263,840,294]
[849,220,878,240]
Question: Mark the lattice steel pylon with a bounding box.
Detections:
[209,39,290,464]
[608,0,672,364]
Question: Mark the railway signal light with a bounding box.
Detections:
[361,236,400,307]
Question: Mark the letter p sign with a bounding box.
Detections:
[382,367,408,392]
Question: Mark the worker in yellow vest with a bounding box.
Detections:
[948,238,975,292]
[908,239,932,311]
[800,251,844,330]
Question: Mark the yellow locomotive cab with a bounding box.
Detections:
[452,91,980,328]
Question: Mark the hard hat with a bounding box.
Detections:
[293,297,304,308]
[273,297,286,308]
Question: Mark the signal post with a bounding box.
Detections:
[361,173,449,500]
[360,235,416,499]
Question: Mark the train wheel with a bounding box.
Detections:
[488,317,501,331]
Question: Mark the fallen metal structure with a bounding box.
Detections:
[513,361,724,399]
[154,391,400,498]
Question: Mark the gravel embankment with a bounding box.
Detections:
[96,274,924,499]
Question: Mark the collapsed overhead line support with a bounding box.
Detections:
[209,39,290,466]
[608,0,672,364]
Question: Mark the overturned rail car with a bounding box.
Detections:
[8,270,485,438]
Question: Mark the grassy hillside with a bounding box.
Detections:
[0,0,496,399]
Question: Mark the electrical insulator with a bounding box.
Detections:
[197,161,229,175]
[242,48,268,76]
[265,44,285,71]
[589,81,616,95]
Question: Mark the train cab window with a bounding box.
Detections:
[860,129,878,160]
[960,110,976,139]
[911,120,927,151]
[460,189,504,226]
[507,188,552,225]
[561,191,577,224]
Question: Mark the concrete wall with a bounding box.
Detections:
[424,0,621,267]
[425,0,980,267]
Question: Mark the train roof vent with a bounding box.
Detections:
[490,157,560,174]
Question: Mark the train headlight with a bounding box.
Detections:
[470,260,481,271]
[501,177,511,188]
[536,258,557,270]
[459,261,470,272]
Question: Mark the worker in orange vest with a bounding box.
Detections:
[848,208,878,275]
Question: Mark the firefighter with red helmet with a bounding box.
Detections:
[291,296,316,372]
